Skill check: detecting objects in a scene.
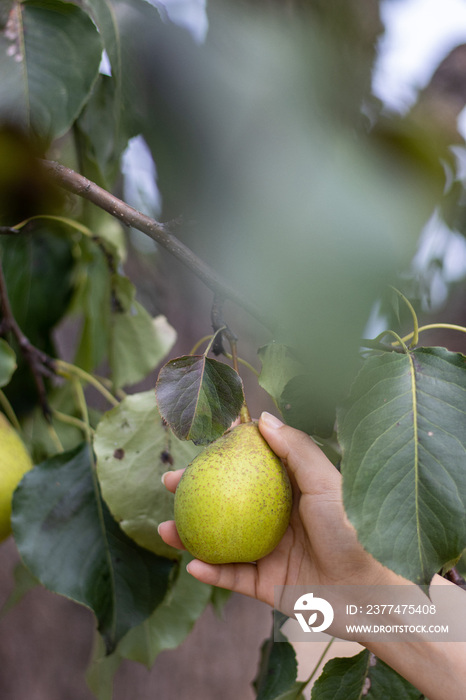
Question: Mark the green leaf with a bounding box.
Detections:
[254,627,298,700]
[155,355,245,444]
[210,584,232,617]
[70,238,111,372]
[0,560,38,620]
[12,442,174,652]
[118,552,212,667]
[272,683,306,700]
[22,382,101,463]
[0,225,75,414]
[110,277,176,389]
[258,342,303,406]
[338,347,466,585]
[94,390,200,558]
[0,339,16,387]
[310,650,422,699]
[86,632,121,700]
[83,0,121,82]
[0,0,102,144]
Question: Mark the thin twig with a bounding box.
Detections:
[41,159,273,331]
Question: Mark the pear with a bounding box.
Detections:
[174,421,292,564]
[0,413,33,542]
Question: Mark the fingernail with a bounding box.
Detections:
[161,472,168,485]
[260,411,284,429]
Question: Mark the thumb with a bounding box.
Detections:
[258,412,341,497]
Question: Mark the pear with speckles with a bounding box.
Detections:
[0,413,33,542]
[174,422,292,564]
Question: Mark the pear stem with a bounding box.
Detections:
[229,338,251,423]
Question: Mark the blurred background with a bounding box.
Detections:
[1,0,466,697]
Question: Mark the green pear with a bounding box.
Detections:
[0,413,33,542]
[174,421,292,564]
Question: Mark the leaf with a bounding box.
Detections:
[155,355,244,444]
[110,276,176,389]
[12,443,174,652]
[279,374,337,438]
[75,74,130,189]
[0,225,75,414]
[254,627,298,700]
[258,342,303,406]
[0,0,102,144]
[338,347,466,585]
[86,632,121,700]
[0,339,16,387]
[272,683,306,700]
[84,0,122,82]
[94,390,200,558]
[72,237,113,372]
[118,552,212,667]
[0,560,38,620]
[210,585,232,618]
[310,650,422,699]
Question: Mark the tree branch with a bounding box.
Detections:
[41,160,273,331]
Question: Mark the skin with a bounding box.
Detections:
[159,411,466,699]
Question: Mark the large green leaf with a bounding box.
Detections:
[0,0,102,144]
[12,443,174,652]
[118,552,212,666]
[155,355,245,444]
[253,626,298,700]
[310,650,422,699]
[86,553,212,699]
[338,347,466,585]
[94,390,200,558]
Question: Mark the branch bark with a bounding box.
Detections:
[41,160,273,331]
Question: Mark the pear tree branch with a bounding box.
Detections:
[41,160,272,331]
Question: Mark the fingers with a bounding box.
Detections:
[161,468,185,493]
[158,520,262,598]
[185,559,260,599]
[158,520,186,550]
[258,412,340,496]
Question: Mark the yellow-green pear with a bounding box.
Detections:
[0,413,33,542]
[174,422,292,564]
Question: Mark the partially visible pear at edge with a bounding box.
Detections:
[174,422,292,564]
[0,413,33,542]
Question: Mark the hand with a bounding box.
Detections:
[158,412,400,609]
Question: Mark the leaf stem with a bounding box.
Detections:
[396,323,466,347]
[390,286,419,348]
[189,334,214,356]
[203,327,227,357]
[15,214,93,238]
[71,377,92,446]
[45,422,65,453]
[55,360,119,407]
[298,636,335,695]
[52,409,95,437]
[223,352,260,377]
[0,389,21,432]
